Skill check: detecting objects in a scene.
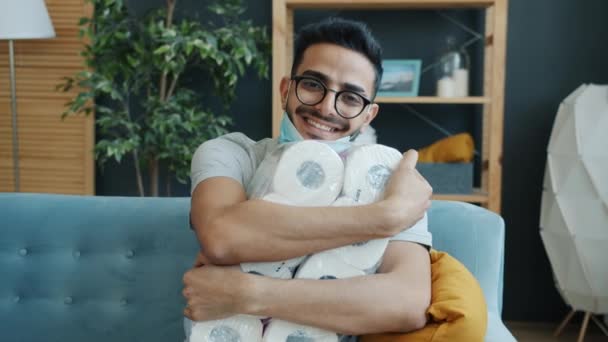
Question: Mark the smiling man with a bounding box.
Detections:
[183,18,433,340]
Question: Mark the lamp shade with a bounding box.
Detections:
[540,84,608,314]
[0,0,55,40]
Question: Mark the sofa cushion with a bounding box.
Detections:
[360,249,487,342]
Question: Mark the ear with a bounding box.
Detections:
[361,103,379,127]
[279,76,291,110]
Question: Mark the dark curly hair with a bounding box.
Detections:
[291,17,383,98]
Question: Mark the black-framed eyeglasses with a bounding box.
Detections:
[291,75,372,119]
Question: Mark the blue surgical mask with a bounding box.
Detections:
[278,112,304,144]
[278,112,353,154]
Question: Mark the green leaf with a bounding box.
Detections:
[59,0,268,193]
[126,55,139,68]
[154,44,171,55]
[185,42,194,56]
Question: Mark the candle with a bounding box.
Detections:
[453,68,469,97]
[437,76,456,97]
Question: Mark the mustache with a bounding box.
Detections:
[295,105,348,130]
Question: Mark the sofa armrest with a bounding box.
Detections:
[428,200,506,315]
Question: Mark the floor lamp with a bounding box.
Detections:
[0,0,55,191]
[541,84,608,342]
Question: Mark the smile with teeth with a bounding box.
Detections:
[306,118,337,132]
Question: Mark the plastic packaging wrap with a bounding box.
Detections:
[342,144,403,204]
[187,315,263,342]
[247,140,345,206]
[262,319,338,342]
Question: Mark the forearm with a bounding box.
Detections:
[242,273,428,335]
[195,199,398,265]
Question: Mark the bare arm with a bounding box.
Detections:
[191,177,399,265]
[244,241,431,335]
[191,149,431,265]
[184,241,431,335]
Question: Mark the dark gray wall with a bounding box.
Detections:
[96,0,608,322]
[502,0,608,322]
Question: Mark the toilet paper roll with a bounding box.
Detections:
[330,196,388,272]
[262,319,338,342]
[272,141,344,206]
[331,196,357,207]
[241,256,306,279]
[295,252,365,280]
[343,144,402,205]
[411,212,428,231]
[262,193,292,205]
[327,238,389,273]
[189,315,263,342]
[243,193,304,279]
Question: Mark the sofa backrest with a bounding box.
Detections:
[1,193,198,342]
[0,194,505,342]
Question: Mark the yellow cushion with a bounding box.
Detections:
[360,250,487,342]
[418,133,474,163]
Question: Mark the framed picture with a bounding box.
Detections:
[377,59,422,97]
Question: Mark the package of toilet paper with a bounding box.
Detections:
[187,315,263,342]
[187,141,429,342]
[247,141,404,207]
[263,319,339,342]
[242,142,408,281]
[240,255,306,279]
[239,192,307,279]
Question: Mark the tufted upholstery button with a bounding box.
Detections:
[125,250,134,258]
[18,248,28,256]
[64,297,73,305]
[13,296,20,303]
[120,299,128,306]
[73,250,81,259]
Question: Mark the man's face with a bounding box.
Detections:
[280,43,379,141]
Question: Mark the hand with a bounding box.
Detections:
[182,264,249,321]
[193,251,212,267]
[382,149,432,233]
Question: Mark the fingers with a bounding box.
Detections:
[182,286,191,298]
[401,149,419,170]
[183,305,201,321]
[184,306,193,319]
[182,287,196,320]
[183,269,194,285]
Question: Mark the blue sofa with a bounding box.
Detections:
[0,193,515,341]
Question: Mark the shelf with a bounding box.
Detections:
[273,0,508,213]
[375,96,490,104]
[285,0,496,9]
[432,188,489,203]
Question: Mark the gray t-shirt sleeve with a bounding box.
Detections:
[190,133,256,193]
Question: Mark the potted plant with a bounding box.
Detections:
[59,0,269,196]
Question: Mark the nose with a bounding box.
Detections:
[314,89,339,117]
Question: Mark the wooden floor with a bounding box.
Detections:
[507,321,608,342]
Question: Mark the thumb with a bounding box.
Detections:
[402,149,419,169]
